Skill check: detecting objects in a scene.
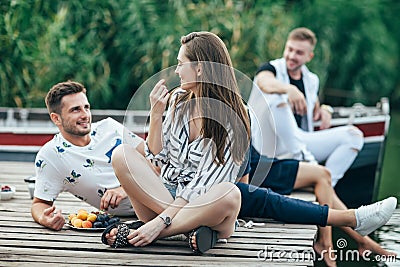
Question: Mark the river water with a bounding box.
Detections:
[318,208,400,267]
[316,111,400,266]
[371,110,400,266]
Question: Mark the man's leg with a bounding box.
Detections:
[299,126,364,186]
[271,103,316,162]
[236,182,329,226]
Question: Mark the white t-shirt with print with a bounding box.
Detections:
[34,117,143,216]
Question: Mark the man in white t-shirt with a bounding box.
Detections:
[32,81,144,230]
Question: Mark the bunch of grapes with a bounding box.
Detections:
[92,213,121,228]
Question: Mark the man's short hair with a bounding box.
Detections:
[288,27,317,50]
[45,81,86,114]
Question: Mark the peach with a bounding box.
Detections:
[82,220,93,228]
[68,213,77,222]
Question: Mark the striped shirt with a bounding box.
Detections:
[145,91,240,202]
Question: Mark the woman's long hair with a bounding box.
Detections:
[174,31,250,165]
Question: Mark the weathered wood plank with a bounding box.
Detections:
[0,161,317,266]
[0,247,312,266]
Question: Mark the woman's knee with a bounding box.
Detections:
[112,144,128,169]
[298,162,331,186]
[218,182,241,210]
[318,165,332,186]
[111,144,141,176]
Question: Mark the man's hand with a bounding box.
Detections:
[314,107,332,130]
[287,85,307,115]
[41,205,65,230]
[100,186,127,211]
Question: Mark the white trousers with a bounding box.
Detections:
[272,104,364,187]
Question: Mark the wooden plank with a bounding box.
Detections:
[0,161,317,266]
[0,247,312,266]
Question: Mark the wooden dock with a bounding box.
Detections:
[0,161,317,266]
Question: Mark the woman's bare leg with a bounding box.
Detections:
[112,144,174,221]
[327,209,357,227]
[110,144,240,246]
[294,163,336,266]
[158,182,241,239]
[296,165,396,258]
[330,192,397,256]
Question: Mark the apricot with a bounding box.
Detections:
[82,220,93,228]
[77,210,88,220]
[87,213,97,222]
[72,218,83,228]
[70,216,78,225]
[68,213,77,222]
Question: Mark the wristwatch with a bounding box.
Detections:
[159,214,172,227]
[320,104,334,115]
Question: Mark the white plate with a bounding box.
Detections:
[65,223,106,231]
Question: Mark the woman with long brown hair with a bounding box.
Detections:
[102,31,250,253]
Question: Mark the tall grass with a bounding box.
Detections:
[0,0,399,109]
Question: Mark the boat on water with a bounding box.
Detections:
[0,98,390,208]
[0,108,149,162]
[329,98,390,208]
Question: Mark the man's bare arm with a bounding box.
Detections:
[256,71,307,115]
[31,198,65,230]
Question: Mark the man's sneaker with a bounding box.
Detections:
[354,197,397,236]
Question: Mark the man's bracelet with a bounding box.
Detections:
[320,104,334,114]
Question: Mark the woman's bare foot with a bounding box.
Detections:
[314,241,337,267]
[357,236,397,257]
[104,227,118,245]
[190,234,198,251]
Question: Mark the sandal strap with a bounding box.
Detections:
[188,226,217,254]
[112,223,130,248]
[101,220,145,248]
[188,229,197,251]
[101,222,121,246]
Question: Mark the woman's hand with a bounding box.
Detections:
[147,79,171,155]
[149,79,170,118]
[127,216,166,246]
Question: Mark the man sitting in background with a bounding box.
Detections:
[248,27,364,187]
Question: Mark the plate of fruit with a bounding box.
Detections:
[66,209,120,231]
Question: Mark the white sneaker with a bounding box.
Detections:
[354,197,397,236]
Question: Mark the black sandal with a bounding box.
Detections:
[188,226,218,254]
[101,220,145,248]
